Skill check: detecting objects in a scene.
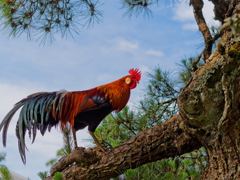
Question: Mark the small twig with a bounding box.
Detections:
[110,114,137,136]
[157,97,177,107]
[212,31,222,42]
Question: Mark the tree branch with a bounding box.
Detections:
[190,0,213,61]
[44,114,202,180]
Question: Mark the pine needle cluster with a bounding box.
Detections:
[0,0,157,43]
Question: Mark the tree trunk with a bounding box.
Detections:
[44,1,240,180]
[178,16,240,180]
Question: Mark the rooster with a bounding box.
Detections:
[0,69,141,163]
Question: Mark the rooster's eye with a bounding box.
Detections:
[125,77,131,84]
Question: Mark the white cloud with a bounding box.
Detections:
[112,38,139,51]
[146,50,164,57]
[172,2,194,22]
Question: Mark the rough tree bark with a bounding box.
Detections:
[179,31,240,179]
[44,1,240,179]
[45,115,202,180]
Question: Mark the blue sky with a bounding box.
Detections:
[0,0,216,179]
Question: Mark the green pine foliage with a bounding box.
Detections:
[53,172,63,180]
[0,0,103,44]
[45,127,73,168]
[177,57,204,85]
[139,67,179,123]
[124,156,202,180]
[0,153,13,180]
[0,166,13,180]
[61,128,73,156]
[0,0,156,43]
[38,171,64,180]
[94,107,137,148]
[39,127,73,177]
[38,171,48,179]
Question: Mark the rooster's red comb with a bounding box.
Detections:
[129,68,141,81]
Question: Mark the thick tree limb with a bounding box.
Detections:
[178,7,240,176]
[44,114,202,180]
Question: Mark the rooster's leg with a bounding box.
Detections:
[72,127,78,149]
[88,130,105,152]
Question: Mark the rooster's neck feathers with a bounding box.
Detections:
[96,76,131,112]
